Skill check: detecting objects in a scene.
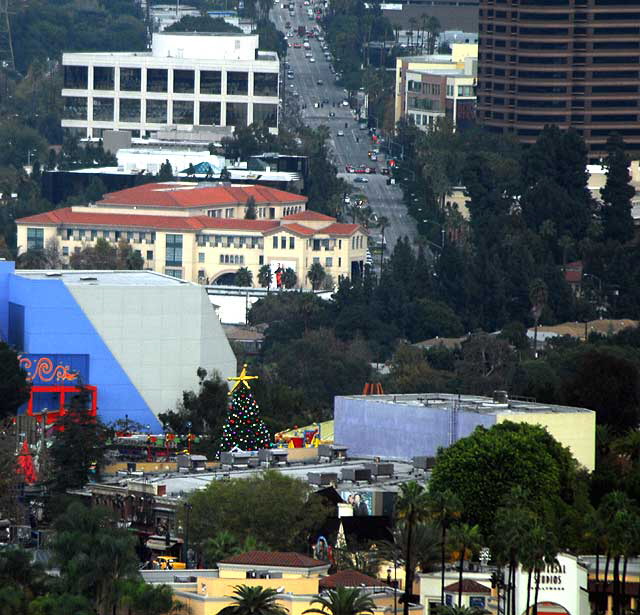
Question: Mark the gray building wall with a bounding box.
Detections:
[334,396,496,459]
[69,282,236,419]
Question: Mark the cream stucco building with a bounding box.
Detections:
[16,183,368,289]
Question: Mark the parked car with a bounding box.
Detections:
[354,177,369,183]
[337,130,345,136]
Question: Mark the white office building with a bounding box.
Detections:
[61,32,280,139]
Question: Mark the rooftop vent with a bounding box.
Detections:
[80,276,98,282]
[493,390,508,404]
[45,272,62,277]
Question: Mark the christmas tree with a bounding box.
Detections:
[220,364,271,452]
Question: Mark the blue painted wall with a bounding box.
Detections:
[334,396,497,459]
[0,268,161,430]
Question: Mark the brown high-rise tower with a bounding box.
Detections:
[477,0,640,161]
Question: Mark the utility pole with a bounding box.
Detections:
[0,0,15,74]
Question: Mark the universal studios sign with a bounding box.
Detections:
[516,553,590,615]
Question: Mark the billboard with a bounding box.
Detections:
[269,260,297,290]
[339,490,373,516]
[18,354,89,386]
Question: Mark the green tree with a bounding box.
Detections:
[28,593,95,615]
[52,502,140,615]
[219,585,288,615]
[49,398,108,497]
[119,579,186,615]
[282,268,297,289]
[236,267,253,287]
[437,607,488,615]
[158,160,174,181]
[429,422,580,536]
[203,530,242,567]
[448,523,482,606]
[245,196,257,220]
[396,481,430,615]
[165,15,243,33]
[307,262,326,291]
[258,264,273,289]
[0,342,31,421]
[187,470,329,552]
[600,133,635,244]
[428,489,462,605]
[304,587,375,615]
[529,278,548,356]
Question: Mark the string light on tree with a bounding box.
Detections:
[220,364,270,452]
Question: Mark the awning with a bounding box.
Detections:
[146,538,179,551]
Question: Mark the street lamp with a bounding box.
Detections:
[183,502,193,568]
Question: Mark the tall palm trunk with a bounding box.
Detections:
[457,544,464,607]
[603,552,611,615]
[621,555,628,611]
[440,525,447,605]
[403,515,413,615]
[612,555,620,615]
[596,551,600,584]
[511,559,517,615]
[505,564,511,615]
[533,568,541,615]
[526,570,532,615]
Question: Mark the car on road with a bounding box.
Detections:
[337,130,345,136]
[287,71,294,78]
[309,57,316,62]
[317,79,323,85]
[344,195,351,204]
[292,90,300,97]
[354,177,369,183]
[293,42,302,48]
[341,100,349,106]
[305,51,312,57]
[328,111,335,118]
[289,83,294,88]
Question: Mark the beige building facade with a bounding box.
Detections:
[16,183,368,289]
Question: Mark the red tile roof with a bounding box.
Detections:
[444,580,491,594]
[16,208,280,232]
[283,211,336,221]
[320,570,385,590]
[219,551,327,568]
[98,183,307,208]
[267,222,316,236]
[319,223,361,236]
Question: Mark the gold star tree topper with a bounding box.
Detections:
[228,364,259,394]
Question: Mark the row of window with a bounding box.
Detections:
[62,228,156,243]
[64,66,278,97]
[197,234,264,249]
[63,97,277,128]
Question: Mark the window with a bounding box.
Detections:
[198,252,205,263]
[289,237,295,249]
[147,68,168,93]
[253,72,278,96]
[227,71,248,95]
[259,255,264,265]
[173,69,194,93]
[200,70,222,94]
[338,257,341,267]
[93,66,114,90]
[27,228,44,250]
[173,100,194,124]
[253,103,278,128]
[226,103,248,128]
[200,101,221,126]
[146,99,167,123]
[273,236,278,249]
[165,234,183,267]
[120,68,141,91]
[119,98,140,122]
[63,246,69,257]
[326,257,333,267]
[445,595,453,607]
[166,269,182,279]
[64,65,88,89]
[93,98,114,121]
[313,257,320,264]
[63,96,87,120]
[281,237,287,249]
[469,598,486,609]
[146,250,153,260]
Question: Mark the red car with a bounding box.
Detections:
[293,42,302,48]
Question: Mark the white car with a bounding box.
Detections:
[309,57,316,62]
[344,196,351,204]
[337,130,345,137]
[342,100,350,107]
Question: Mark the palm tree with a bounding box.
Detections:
[235,267,253,287]
[219,585,289,615]
[307,262,326,291]
[448,523,482,607]
[304,587,375,615]
[203,530,240,567]
[428,488,462,606]
[396,481,430,615]
[258,264,273,289]
[282,267,297,289]
[528,278,547,357]
[426,16,441,54]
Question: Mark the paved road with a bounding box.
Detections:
[272,4,417,252]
